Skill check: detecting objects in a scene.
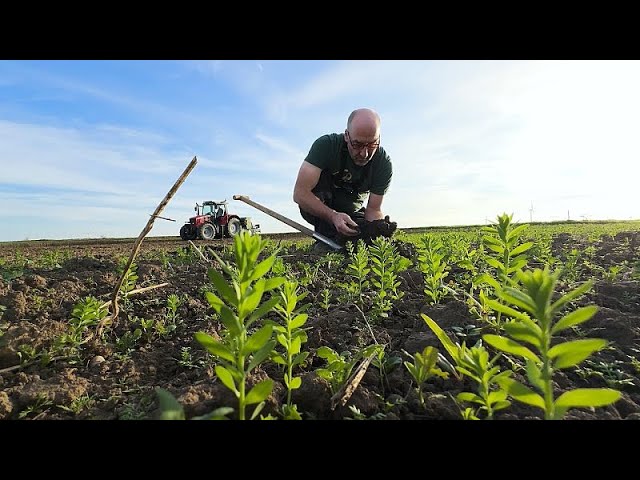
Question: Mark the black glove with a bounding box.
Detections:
[364,215,397,241]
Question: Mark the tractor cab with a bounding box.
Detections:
[198,200,227,220]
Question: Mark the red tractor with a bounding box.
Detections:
[179,200,260,240]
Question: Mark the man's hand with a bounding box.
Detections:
[332,211,360,236]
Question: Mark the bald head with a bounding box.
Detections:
[347,108,381,137]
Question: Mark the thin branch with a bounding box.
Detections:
[97,156,198,337]
[330,353,376,410]
[150,214,176,222]
[0,355,68,375]
[99,283,170,309]
[188,240,212,264]
[354,303,378,345]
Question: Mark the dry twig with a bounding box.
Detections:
[96,156,198,337]
[188,240,212,264]
[330,353,376,410]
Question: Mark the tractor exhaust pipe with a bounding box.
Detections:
[232,195,343,251]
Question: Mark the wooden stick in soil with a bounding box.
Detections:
[188,240,212,264]
[97,156,198,337]
[330,352,376,410]
[98,282,170,309]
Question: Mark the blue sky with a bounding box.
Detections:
[1,60,639,242]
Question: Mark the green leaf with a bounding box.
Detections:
[292,351,309,367]
[247,340,276,373]
[219,306,241,336]
[498,288,537,316]
[555,388,621,408]
[264,276,285,292]
[549,339,607,369]
[247,297,281,327]
[249,256,277,282]
[192,407,234,420]
[404,362,418,381]
[240,281,265,319]
[289,376,302,390]
[550,280,593,315]
[525,360,544,392]
[271,354,286,365]
[488,390,508,405]
[290,313,308,329]
[485,257,505,271]
[497,377,545,409]
[482,235,502,246]
[276,333,288,349]
[485,244,505,254]
[421,314,459,361]
[195,332,235,362]
[316,369,332,381]
[242,324,273,355]
[509,242,533,257]
[486,300,532,323]
[506,224,528,242]
[208,268,238,307]
[204,291,224,312]
[250,402,266,420]
[483,334,541,363]
[215,366,238,395]
[316,346,339,362]
[475,273,500,291]
[503,322,542,349]
[246,379,274,405]
[492,400,511,411]
[457,392,484,405]
[507,259,527,273]
[291,335,302,355]
[156,388,185,420]
[551,306,598,334]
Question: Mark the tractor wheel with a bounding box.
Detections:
[179,224,190,240]
[227,217,242,237]
[199,223,217,240]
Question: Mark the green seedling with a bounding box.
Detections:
[345,240,370,307]
[116,259,138,297]
[319,288,331,311]
[422,314,512,419]
[403,346,448,407]
[166,293,182,328]
[54,296,108,358]
[369,236,412,318]
[116,329,142,355]
[417,234,449,304]
[175,346,207,370]
[58,395,95,415]
[483,267,621,419]
[316,344,382,395]
[271,279,310,420]
[475,213,534,330]
[575,358,636,389]
[371,346,402,395]
[195,231,284,420]
[18,394,53,419]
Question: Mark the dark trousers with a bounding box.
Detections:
[299,170,365,241]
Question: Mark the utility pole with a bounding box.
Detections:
[529,201,534,222]
[567,210,570,221]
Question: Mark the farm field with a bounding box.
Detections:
[1,219,639,420]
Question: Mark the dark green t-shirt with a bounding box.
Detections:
[303,133,393,213]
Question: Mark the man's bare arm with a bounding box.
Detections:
[293,162,359,236]
[364,193,385,221]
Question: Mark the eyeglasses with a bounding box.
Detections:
[346,131,380,151]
